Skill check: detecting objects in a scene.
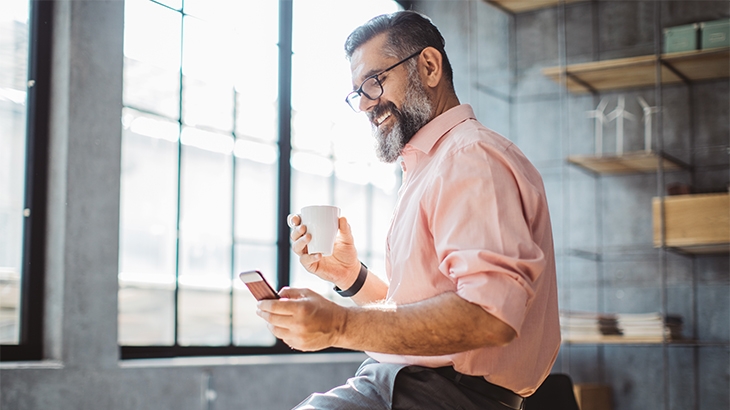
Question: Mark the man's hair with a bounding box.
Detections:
[344,10,454,91]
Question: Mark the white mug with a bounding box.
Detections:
[287,205,340,256]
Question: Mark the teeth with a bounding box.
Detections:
[376,112,391,125]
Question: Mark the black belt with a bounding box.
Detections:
[433,366,525,410]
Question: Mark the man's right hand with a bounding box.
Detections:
[289,215,362,290]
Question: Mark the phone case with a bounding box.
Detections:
[239,270,280,300]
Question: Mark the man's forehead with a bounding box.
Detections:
[349,34,390,84]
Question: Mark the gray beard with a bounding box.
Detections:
[373,78,433,163]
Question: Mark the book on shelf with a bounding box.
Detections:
[560,311,683,343]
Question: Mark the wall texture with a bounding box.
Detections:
[419,1,729,409]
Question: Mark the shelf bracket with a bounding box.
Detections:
[566,71,599,95]
[659,60,691,85]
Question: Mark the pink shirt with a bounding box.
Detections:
[367,104,560,396]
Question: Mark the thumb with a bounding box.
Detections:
[338,216,355,245]
[278,287,310,299]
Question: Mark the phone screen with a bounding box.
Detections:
[239,270,280,300]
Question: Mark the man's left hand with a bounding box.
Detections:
[256,288,348,352]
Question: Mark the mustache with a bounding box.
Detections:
[368,100,399,124]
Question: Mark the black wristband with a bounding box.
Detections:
[334,261,368,297]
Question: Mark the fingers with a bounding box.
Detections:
[337,216,355,245]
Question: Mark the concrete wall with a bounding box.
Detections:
[419,0,730,409]
[0,2,366,409]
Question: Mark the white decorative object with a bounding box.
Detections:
[586,98,609,156]
[637,96,661,152]
[606,95,636,156]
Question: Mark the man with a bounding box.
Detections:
[257,10,560,410]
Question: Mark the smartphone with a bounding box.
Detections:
[239,270,280,300]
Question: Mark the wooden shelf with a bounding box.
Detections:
[562,335,686,344]
[543,48,730,93]
[567,151,685,174]
[653,192,730,254]
[562,336,706,345]
[486,0,584,13]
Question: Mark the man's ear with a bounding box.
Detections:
[419,47,443,88]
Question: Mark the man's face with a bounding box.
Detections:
[350,34,433,163]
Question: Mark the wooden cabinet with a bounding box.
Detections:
[653,192,730,254]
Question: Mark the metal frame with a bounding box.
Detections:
[0,0,53,362]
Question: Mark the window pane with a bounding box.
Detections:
[234,145,278,243]
[182,75,234,132]
[334,177,368,253]
[291,0,402,296]
[177,131,233,346]
[0,0,30,344]
[118,108,179,345]
[123,0,181,119]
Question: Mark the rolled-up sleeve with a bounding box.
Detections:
[428,141,546,336]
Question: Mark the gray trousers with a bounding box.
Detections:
[293,359,514,410]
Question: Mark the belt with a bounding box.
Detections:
[433,366,525,410]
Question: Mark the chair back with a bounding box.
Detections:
[524,373,580,410]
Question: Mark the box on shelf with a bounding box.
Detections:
[653,192,730,253]
[700,19,730,50]
[573,384,612,410]
[663,23,699,53]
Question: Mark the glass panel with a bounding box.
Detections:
[182,16,236,85]
[290,0,401,301]
[118,108,179,345]
[118,286,175,345]
[0,0,29,344]
[123,0,181,119]
[177,130,233,345]
[334,177,368,254]
[178,288,230,346]
[233,243,276,346]
[234,144,278,243]
[291,0,401,154]
[291,158,332,211]
[182,75,234,132]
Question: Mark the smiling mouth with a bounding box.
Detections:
[374,111,392,126]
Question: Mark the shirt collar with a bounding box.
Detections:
[406,104,476,154]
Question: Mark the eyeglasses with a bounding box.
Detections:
[345,49,423,113]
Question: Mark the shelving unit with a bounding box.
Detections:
[542,48,730,93]
[485,1,729,408]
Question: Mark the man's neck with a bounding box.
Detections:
[430,91,461,120]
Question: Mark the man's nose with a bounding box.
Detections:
[359,95,378,113]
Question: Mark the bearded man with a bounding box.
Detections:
[257,10,560,410]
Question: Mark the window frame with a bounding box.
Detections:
[119,0,345,360]
[0,0,53,362]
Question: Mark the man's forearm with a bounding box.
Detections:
[349,270,389,306]
[334,291,516,356]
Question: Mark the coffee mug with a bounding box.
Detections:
[287,205,340,256]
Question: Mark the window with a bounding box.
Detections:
[120,0,401,358]
[0,0,52,361]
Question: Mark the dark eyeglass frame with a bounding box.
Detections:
[345,49,423,112]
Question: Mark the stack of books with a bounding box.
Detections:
[560,311,683,343]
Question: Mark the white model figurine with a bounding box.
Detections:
[606,95,636,155]
[637,96,660,152]
[586,98,609,157]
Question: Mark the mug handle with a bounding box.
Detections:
[286,213,300,228]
